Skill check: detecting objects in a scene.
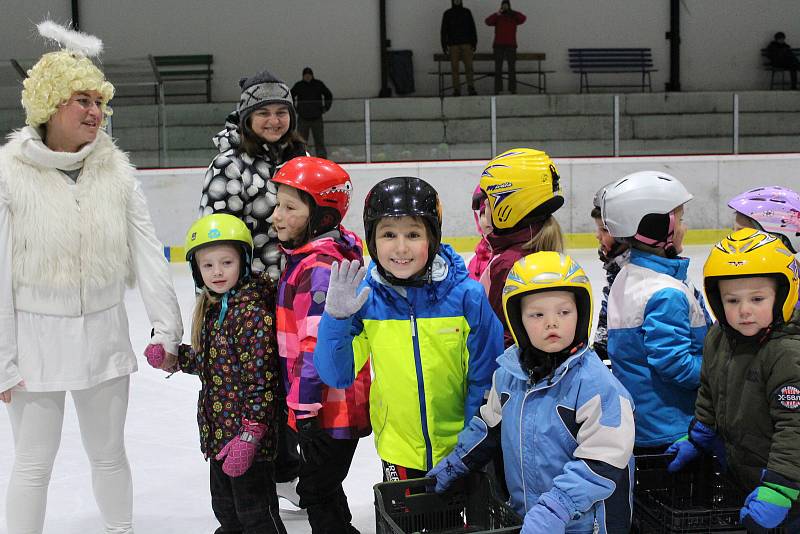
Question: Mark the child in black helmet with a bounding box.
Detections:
[313,176,504,483]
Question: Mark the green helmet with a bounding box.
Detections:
[185,214,253,288]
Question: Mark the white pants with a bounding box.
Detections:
[5,376,133,534]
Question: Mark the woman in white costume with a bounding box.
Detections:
[0,22,183,534]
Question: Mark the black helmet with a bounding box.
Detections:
[363,177,443,285]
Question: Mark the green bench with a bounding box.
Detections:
[149,54,213,102]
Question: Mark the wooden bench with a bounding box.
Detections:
[149,54,213,102]
[431,52,550,96]
[761,48,800,89]
[568,48,656,93]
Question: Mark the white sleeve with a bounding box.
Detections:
[0,172,22,392]
[127,179,183,354]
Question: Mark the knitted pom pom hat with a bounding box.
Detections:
[237,70,296,133]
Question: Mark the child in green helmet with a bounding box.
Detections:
[146,213,286,534]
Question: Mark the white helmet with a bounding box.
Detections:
[601,171,693,239]
[593,180,617,210]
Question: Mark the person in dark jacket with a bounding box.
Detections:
[440,0,478,96]
[291,67,333,158]
[485,0,526,94]
[667,228,800,532]
[766,32,799,89]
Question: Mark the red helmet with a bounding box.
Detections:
[272,156,353,234]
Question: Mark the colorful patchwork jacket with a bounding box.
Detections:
[177,272,281,461]
[276,227,371,439]
[314,244,504,471]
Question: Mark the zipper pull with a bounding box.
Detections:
[409,306,416,338]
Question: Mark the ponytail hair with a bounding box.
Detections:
[191,288,219,352]
[522,215,564,253]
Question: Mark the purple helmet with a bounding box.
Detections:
[728,186,800,253]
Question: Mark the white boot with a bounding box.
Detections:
[276,478,304,513]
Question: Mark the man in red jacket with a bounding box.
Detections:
[485,0,527,94]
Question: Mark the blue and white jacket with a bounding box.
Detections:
[607,248,712,448]
[451,345,635,534]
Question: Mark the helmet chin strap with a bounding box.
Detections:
[520,341,585,384]
[634,211,678,257]
[375,261,432,288]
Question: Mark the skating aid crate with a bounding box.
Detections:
[374,472,522,533]
[633,454,787,533]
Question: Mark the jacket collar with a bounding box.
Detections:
[498,344,588,386]
[485,223,543,255]
[630,247,689,280]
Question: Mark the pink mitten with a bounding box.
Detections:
[144,343,165,368]
[215,418,267,477]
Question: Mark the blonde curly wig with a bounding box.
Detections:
[21,50,115,127]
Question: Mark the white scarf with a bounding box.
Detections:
[16,126,100,171]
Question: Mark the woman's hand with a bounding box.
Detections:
[0,381,25,403]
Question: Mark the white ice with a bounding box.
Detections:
[0,246,709,533]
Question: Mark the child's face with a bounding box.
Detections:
[478,208,493,237]
[520,290,578,353]
[593,217,616,254]
[196,244,241,294]
[375,216,430,279]
[274,184,311,244]
[672,205,687,253]
[718,276,777,336]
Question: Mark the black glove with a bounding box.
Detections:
[296,417,335,465]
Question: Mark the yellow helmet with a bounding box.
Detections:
[502,252,593,350]
[704,228,800,325]
[479,148,564,230]
[185,214,254,288]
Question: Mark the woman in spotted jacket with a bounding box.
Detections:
[199,69,307,281]
[146,214,286,534]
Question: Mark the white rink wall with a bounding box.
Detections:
[138,154,800,249]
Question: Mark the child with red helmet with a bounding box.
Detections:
[270,156,370,533]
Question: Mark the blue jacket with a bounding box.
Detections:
[452,345,635,534]
[314,244,504,471]
[607,248,712,447]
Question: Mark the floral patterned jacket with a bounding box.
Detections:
[178,272,281,461]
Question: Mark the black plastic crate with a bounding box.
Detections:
[374,472,522,534]
[633,454,786,534]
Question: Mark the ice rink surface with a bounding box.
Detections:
[0,246,709,533]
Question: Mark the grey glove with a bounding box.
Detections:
[325,259,371,319]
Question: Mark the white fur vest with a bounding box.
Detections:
[0,129,135,316]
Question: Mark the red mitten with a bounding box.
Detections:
[215,418,267,477]
[144,343,165,368]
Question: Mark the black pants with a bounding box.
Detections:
[298,117,328,159]
[273,393,300,484]
[210,459,287,534]
[298,437,360,534]
[493,45,517,93]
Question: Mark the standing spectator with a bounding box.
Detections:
[291,67,333,159]
[485,0,526,94]
[766,32,799,90]
[441,0,478,96]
